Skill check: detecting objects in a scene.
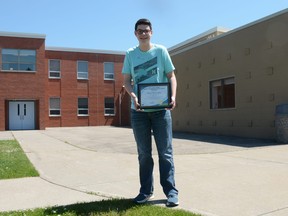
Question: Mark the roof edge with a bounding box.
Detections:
[168,26,230,52]
[169,8,288,56]
[46,46,125,55]
[0,31,46,39]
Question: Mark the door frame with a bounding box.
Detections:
[5,100,39,130]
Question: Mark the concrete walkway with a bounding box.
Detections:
[1,126,288,216]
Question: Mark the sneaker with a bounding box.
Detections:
[166,194,179,207]
[133,193,154,204]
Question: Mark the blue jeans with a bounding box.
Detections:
[131,109,178,197]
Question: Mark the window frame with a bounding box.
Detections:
[104,62,114,80]
[209,77,235,110]
[104,97,115,116]
[78,97,89,116]
[49,97,61,116]
[49,59,61,79]
[1,48,36,72]
[77,60,88,80]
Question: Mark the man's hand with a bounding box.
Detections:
[167,96,176,110]
[132,96,143,111]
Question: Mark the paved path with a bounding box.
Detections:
[1,126,288,216]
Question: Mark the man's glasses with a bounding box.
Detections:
[136,29,151,35]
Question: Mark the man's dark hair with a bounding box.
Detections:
[135,18,152,31]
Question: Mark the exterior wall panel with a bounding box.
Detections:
[45,50,128,128]
[171,10,288,139]
[0,34,129,131]
[0,36,46,130]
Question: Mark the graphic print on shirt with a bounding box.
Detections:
[134,57,158,84]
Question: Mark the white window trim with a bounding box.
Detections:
[104,108,115,116]
[104,97,115,116]
[1,48,37,72]
[77,98,89,116]
[49,97,61,117]
[49,59,61,79]
[77,108,89,116]
[104,62,114,80]
[77,60,88,80]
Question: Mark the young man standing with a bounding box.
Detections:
[122,18,179,207]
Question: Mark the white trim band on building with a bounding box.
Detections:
[46,46,125,55]
[0,31,46,39]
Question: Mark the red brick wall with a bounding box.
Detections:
[45,50,130,128]
[0,36,46,130]
[0,34,130,131]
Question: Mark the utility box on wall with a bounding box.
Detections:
[275,104,288,143]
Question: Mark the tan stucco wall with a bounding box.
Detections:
[171,10,288,139]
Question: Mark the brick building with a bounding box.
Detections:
[0,32,130,131]
[1,8,287,140]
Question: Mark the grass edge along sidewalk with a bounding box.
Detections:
[0,199,200,216]
[0,139,39,179]
[0,140,201,216]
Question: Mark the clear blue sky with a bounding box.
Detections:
[1,0,287,51]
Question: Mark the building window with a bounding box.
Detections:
[49,97,61,116]
[78,97,89,116]
[210,77,235,109]
[1,49,36,72]
[104,97,115,116]
[77,61,88,79]
[49,59,61,78]
[104,62,114,80]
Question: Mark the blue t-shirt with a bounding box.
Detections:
[122,44,175,111]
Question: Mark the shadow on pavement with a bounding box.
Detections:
[173,131,278,148]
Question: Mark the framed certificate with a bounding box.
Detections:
[138,83,172,109]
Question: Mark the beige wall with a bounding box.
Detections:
[171,10,288,139]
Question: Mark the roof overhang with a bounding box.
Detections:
[46,46,125,55]
[0,31,46,39]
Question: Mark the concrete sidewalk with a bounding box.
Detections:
[1,126,288,216]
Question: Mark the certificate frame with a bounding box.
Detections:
[138,82,172,109]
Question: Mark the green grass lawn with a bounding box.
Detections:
[0,199,200,216]
[0,139,200,216]
[0,139,39,179]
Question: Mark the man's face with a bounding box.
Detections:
[135,24,152,44]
